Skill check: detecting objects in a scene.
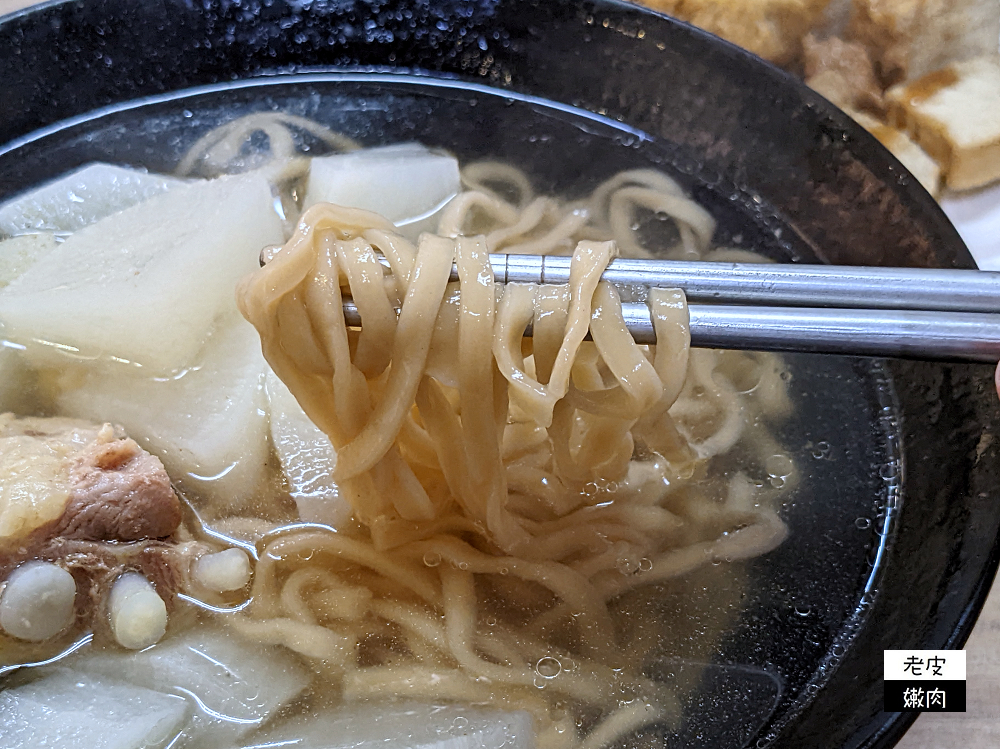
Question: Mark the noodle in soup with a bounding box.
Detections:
[0,113,795,749]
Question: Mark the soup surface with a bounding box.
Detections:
[0,77,900,749]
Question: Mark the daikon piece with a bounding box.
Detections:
[54,317,270,511]
[0,233,58,287]
[0,171,283,374]
[0,234,58,415]
[267,370,351,527]
[0,668,187,749]
[108,572,167,650]
[69,627,309,748]
[0,234,50,411]
[303,143,460,236]
[192,548,252,592]
[0,342,39,416]
[0,561,76,641]
[0,163,182,235]
[244,701,535,749]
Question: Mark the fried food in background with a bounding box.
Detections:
[803,33,884,112]
[887,58,1000,192]
[633,0,1000,196]
[635,0,830,65]
[850,0,1000,85]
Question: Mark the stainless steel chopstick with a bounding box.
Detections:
[264,249,1000,362]
[271,249,1000,312]
[341,299,1000,363]
[647,305,1000,362]
[485,255,1000,313]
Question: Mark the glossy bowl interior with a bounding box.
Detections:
[0,2,998,748]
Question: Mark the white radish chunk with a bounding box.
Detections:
[0,232,53,413]
[0,233,58,287]
[0,171,284,374]
[0,163,182,236]
[108,572,167,650]
[0,342,38,415]
[0,669,187,749]
[304,143,460,238]
[244,701,535,749]
[68,627,309,748]
[0,561,76,641]
[267,370,352,528]
[53,317,270,511]
[192,548,252,592]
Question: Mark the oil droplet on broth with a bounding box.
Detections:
[765,453,793,489]
[536,656,562,678]
[422,551,442,567]
[764,454,794,479]
[810,440,832,459]
[855,517,871,530]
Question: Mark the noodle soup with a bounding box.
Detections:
[0,79,899,749]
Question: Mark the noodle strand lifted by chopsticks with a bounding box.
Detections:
[233,161,792,749]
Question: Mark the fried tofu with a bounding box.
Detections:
[886,57,1000,191]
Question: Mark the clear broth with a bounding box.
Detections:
[0,76,900,747]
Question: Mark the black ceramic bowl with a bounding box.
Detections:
[0,1,997,747]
